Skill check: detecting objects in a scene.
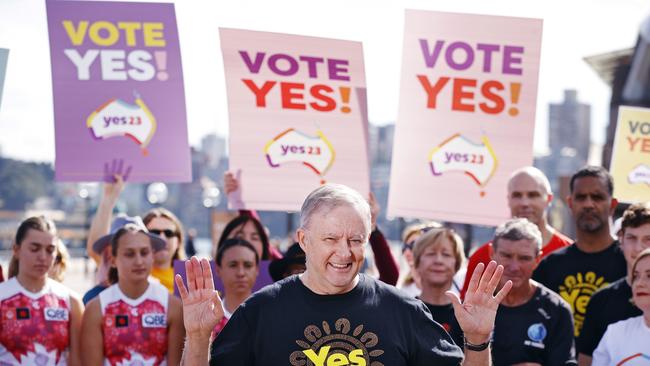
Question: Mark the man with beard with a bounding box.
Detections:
[576,203,650,365]
[533,166,626,339]
[460,166,572,299]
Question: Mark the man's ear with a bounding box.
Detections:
[12,243,20,260]
[546,193,554,205]
[567,195,573,210]
[297,229,307,252]
[532,253,542,272]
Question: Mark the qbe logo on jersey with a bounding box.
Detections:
[142,313,166,328]
[44,307,69,321]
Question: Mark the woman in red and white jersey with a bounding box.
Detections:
[0,216,83,365]
[81,216,184,366]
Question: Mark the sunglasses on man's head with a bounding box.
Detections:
[149,229,178,238]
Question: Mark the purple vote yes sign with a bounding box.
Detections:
[46,0,191,182]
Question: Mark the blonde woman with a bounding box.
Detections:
[399,221,443,297]
[413,227,466,346]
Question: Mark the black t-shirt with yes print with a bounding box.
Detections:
[532,242,626,337]
[210,274,464,366]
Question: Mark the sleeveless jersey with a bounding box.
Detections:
[99,281,169,366]
[0,277,73,365]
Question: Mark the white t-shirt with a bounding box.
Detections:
[592,315,650,366]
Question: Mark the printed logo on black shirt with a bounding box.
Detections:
[289,318,382,366]
[524,323,547,349]
[557,272,609,336]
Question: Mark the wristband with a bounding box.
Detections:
[464,336,490,352]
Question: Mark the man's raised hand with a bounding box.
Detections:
[446,261,512,344]
[175,257,224,339]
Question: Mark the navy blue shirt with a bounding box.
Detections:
[493,284,576,366]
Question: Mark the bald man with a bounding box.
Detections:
[460,166,572,299]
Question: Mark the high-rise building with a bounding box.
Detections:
[201,134,226,168]
[535,90,593,238]
[548,90,591,164]
[369,124,394,165]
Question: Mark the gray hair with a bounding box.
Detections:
[493,218,542,255]
[508,166,552,196]
[299,184,371,233]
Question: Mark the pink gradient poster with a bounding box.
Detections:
[220,28,370,211]
[388,10,542,225]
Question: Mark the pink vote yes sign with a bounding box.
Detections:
[388,10,543,226]
[220,28,370,211]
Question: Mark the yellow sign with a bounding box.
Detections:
[610,106,650,203]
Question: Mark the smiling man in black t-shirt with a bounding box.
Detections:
[491,218,575,366]
[176,184,513,366]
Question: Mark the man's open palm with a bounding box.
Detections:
[175,257,224,338]
[446,261,512,341]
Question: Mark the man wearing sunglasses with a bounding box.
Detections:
[460,166,572,300]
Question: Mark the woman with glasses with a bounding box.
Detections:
[143,208,187,292]
[413,227,467,347]
[399,222,443,297]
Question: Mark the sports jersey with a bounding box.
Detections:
[461,231,572,299]
[211,304,233,340]
[99,281,169,365]
[0,277,73,365]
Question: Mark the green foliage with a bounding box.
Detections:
[0,158,54,210]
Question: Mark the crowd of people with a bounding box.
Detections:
[0,164,649,365]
